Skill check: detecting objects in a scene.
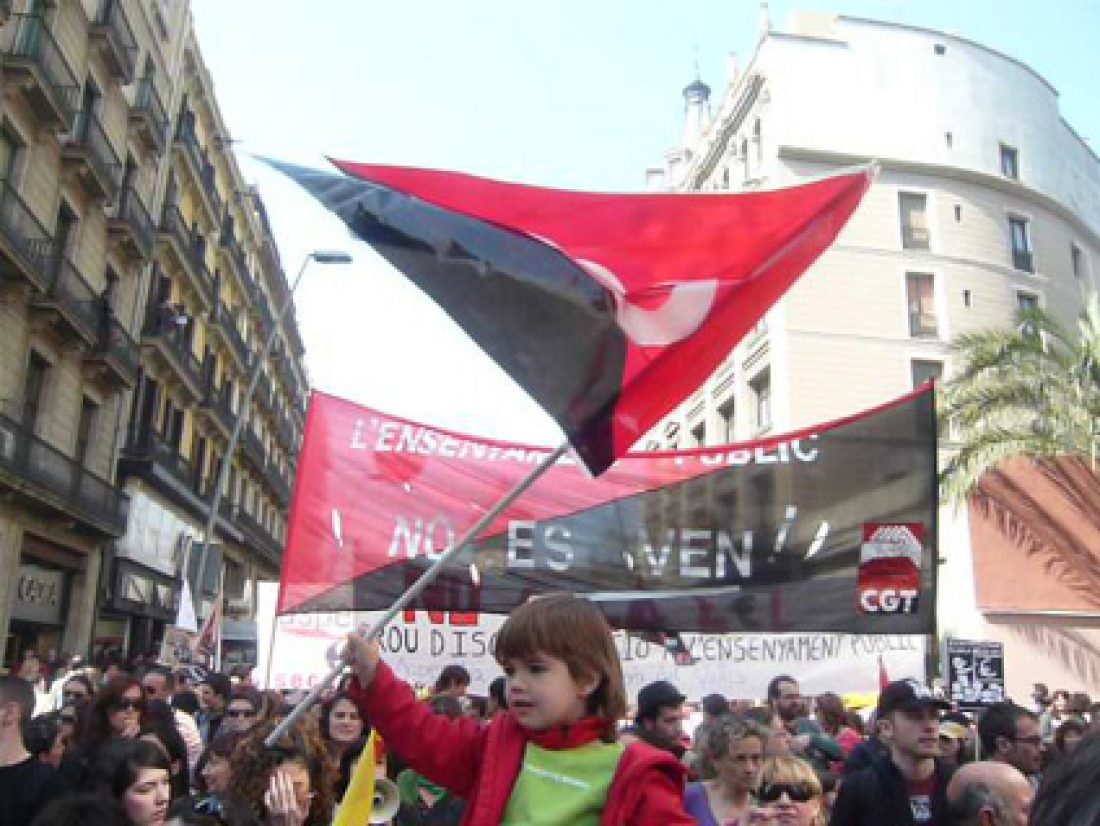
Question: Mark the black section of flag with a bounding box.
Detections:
[269,161,626,472]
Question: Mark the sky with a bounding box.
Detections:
[190,0,1100,444]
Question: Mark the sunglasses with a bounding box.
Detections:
[113,698,144,712]
[226,708,257,718]
[760,782,816,804]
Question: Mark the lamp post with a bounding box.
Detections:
[189,249,352,666]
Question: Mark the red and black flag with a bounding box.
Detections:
[273,159,872,474]
[277,386,936,634]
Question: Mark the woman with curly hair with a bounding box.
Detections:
[684,715,766,826]
[60,676,147,790]
[221,718,337,826]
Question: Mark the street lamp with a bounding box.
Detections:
[189,249,352,664]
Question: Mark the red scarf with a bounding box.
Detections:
[526,717,609,750]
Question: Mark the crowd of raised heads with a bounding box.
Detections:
[2,602,1099,826]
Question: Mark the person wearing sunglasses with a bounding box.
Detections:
[831,679,953,825]
[755,756,825,825]
[62,674,96,707]
[60,677,147,790]
[222,688,264,736]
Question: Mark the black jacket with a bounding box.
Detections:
[830,756,953,826]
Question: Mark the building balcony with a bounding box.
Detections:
[200,381,237,439]
[0,404,129,537]
[172,115,219,226]
[273,412,297,452]
[90,0,137,84]
[31,257,100,347]
[219,309,251,372]
[62,110,123,203]
[266,460,292,509]
[107,185,155,261]
[240,426,266,471]
[129,77,168,155]
[84,309,139,389]
[141,304,206,401]
[2,14,80,132]
[234,507,282,567]
[0,179,54,293]
[158,204,213,309]
[255,370,273,412]
[120,427,206,515]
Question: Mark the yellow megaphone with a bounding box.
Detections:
[369,777,401,824]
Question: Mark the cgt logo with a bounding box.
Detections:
[860,588,919,614]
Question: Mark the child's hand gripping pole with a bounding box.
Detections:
[263,441,568,749]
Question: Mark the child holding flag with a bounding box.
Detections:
[342,593,694,825]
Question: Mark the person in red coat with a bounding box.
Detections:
[342,593,694,825]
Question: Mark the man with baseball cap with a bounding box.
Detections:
[832,679,954,825]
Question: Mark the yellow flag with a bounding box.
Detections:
[333,731,376,826]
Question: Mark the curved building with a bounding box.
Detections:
[649,13,1100,699]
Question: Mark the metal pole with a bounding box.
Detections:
[191,253,318,662]
[264,440,569,747]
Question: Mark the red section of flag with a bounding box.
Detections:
[331,160,873,473]
[879,655,891,690]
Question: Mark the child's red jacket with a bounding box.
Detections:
[346,662,695,825]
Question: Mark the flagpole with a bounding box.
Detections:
[264,440,569,747]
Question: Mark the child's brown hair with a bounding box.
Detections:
[493,593,626,740]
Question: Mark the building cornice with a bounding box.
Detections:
[779,145,1100,247]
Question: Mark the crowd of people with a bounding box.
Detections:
[2,597,1099,825]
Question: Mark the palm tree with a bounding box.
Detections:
[939,293,1100,599]
[939,291,1100,504]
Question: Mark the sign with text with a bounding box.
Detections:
[947,639,1005,710]
[257,584,925,698]
[12,564,65,625]
[278,387,937,634]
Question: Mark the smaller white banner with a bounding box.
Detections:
[256,585,924,699]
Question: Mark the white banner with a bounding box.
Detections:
[257,585,925,699]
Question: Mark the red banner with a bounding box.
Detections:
[279,387,936,634]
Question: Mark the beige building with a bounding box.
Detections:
[649,13,1100,699]
[0,0,307,670]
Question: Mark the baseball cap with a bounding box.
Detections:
[636,680,686,721]
[700,693,730,717]
[877,679,951,716]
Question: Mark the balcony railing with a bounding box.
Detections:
[220,311,251,369]
[200,162,223,221]
[0,179,54,291]
[202,382,237,435]
[90,0,137,83]
[85,310,139,387]
[65,110,123,202]
[159,204,213,305]
[174,114,206,179]
[235,507,282,565]
[3,14,80,131]
[142,304,205,393]
[122,427,204,503]
[109,185,155,259]
[266,460,291,508]
[241,426,266,469]
[129,77,168,153]
[33,257,100,345]
[0,406,128,536]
